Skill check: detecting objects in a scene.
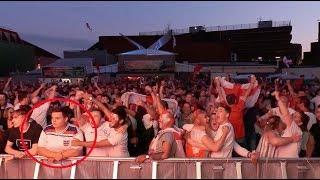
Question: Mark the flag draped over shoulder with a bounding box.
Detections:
[217,77,261,108]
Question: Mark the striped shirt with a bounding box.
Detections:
[38,123,84,152]
[256,131,278,158]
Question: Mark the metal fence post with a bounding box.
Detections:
[196,161,202,179]
[112,160,119,179]
[152,161,158,179]
[280,161,288,179]
[69,160,78,179]
[236,161,242,179]
[33,162,40,179]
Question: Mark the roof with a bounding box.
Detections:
[44,58,93,68]
[23,40,60,59]
[119,49,176,56]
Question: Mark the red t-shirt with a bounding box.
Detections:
[229,99,245,140]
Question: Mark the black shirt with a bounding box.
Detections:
[0,129,8,153]
[244,106,259,135]
[7,121,42,151]
[310,121,320,157]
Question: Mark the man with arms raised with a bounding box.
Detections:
[71,92,130,157]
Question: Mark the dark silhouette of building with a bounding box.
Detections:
[303,21,320,66]
[0,27,59,76]
[89,20,301,65]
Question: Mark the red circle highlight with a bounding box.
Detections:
[20,97,97,169]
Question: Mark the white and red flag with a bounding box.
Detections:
[217,77,261,108]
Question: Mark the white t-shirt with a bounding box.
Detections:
[80,121,110,157]
[210,122,235,158]
[256,107,296,135]
[277,121,302,158]
[38,123,84,152]
[305,112,317,131]
[311,96,320,108]
[101,121,129,158]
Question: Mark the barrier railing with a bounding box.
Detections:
[139,21,291,36]
[1,154,320,179]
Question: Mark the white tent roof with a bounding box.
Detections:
[119,49,175,56]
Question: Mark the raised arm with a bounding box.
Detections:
[83,93,113,120]
[215,77,227,104]
[3,77,12,93]
[240,75,256,102]
[31,83,46,98]
[94,81,103,94]
[146,85,165,115]
[286,80,298,97]
[273,89,292,126]
[267,131,300,146]
[201,126,230,152]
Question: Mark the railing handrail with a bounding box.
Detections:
[1,154,320,162]
[139,20,291,36]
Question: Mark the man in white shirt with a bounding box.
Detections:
[37,107,84,163]
[256,95,296,135]
[273,91,302,158]
[183,109,230,158]
[210,103,235,158]
[296,96,317,130]
[71,93,129,158]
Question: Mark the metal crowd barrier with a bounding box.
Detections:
[1,154,320,179]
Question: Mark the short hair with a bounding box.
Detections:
[112,106,127,125]
[51,106,68,118]
[18,91,28,102]
[266,116,282,130]
[217,103,231,114]
[299,96,310,108]
[14,105,32,116]
[226,94,236,105]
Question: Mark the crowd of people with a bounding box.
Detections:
[0,73,320,165]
